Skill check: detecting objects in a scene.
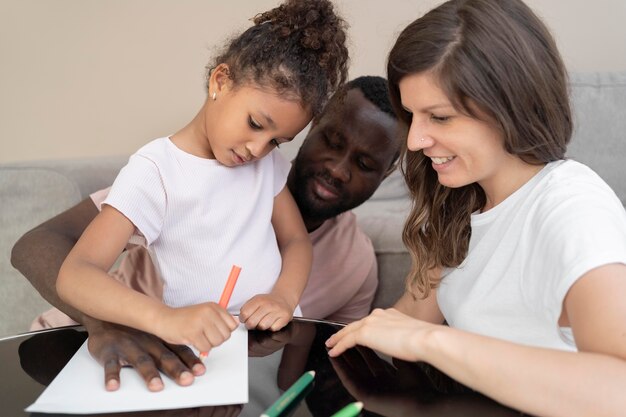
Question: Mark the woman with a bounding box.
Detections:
[326,1,626,416]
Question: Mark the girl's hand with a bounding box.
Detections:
[153,303,238,353]
[239,294,294,331]
[325,308,439,362]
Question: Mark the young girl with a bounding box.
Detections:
[57,0,349,358]
[326,0,626,416]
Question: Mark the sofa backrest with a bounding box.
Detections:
[0,157,127,337]
[567,71,626,205]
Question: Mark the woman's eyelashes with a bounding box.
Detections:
[401,109,450,125]
[430,113,451,123]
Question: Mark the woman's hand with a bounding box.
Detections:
[239,293,294,331]
[153,303,238,353]
[325,308,439,362]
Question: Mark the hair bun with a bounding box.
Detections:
[254,0,348,71]
[210,0,349,116]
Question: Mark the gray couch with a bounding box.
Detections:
[1,71,625,338]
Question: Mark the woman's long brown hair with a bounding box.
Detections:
[387,0,572,298]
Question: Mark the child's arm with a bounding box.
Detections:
[239,186,312,331]
[57,205,237,352]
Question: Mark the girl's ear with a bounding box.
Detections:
[208,63,232,96]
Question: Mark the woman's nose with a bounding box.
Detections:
[407,121,433,151]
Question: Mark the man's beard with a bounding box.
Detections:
[291,166,352,222]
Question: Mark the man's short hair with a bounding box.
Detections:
[346,76,396,119]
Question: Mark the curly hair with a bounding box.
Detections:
[387,0,572,298]
[208,0,349,117]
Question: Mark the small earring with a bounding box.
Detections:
[420,137,425,142]
[212,92,217,101]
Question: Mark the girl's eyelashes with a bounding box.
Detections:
[248,116,262,130]
[248,116,284,148]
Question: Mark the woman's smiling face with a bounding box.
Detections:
[399,71,522,196]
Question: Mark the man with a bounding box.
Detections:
[11,76,402,391]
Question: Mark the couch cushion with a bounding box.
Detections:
[0,168,83,337]
[0,156,127,337]
[567,71,626,205]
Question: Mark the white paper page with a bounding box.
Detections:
[26,325,248,414]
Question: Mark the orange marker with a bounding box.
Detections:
[200,265,242,358]
[218,265,242,308]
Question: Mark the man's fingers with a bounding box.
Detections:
[154,350,195,386]
[124,350,163,392]
[166,343,205,377]
[103,356,122,391]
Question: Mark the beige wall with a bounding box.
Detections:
[1,0,625,164]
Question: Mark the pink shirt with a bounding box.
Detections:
[302,211,377,323]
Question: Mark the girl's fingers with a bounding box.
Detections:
[269,315,289,332]
[239,303,262,327]
[203,321,233,348]
[253,309,278,330]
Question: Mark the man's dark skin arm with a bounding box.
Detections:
[10,198,204,391]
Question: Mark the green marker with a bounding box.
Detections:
[329,401,364,417]
[261,370,315,417]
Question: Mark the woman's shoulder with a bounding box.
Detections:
[540,159,619,201]
[530,159,626,225]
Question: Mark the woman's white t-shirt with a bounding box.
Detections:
[438,160,626,350]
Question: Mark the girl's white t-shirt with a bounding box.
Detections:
[438,160,626,350]
[104,137,294,313]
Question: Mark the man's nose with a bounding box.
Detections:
[327,154,351,183]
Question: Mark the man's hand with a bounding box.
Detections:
[85,321,206,392]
